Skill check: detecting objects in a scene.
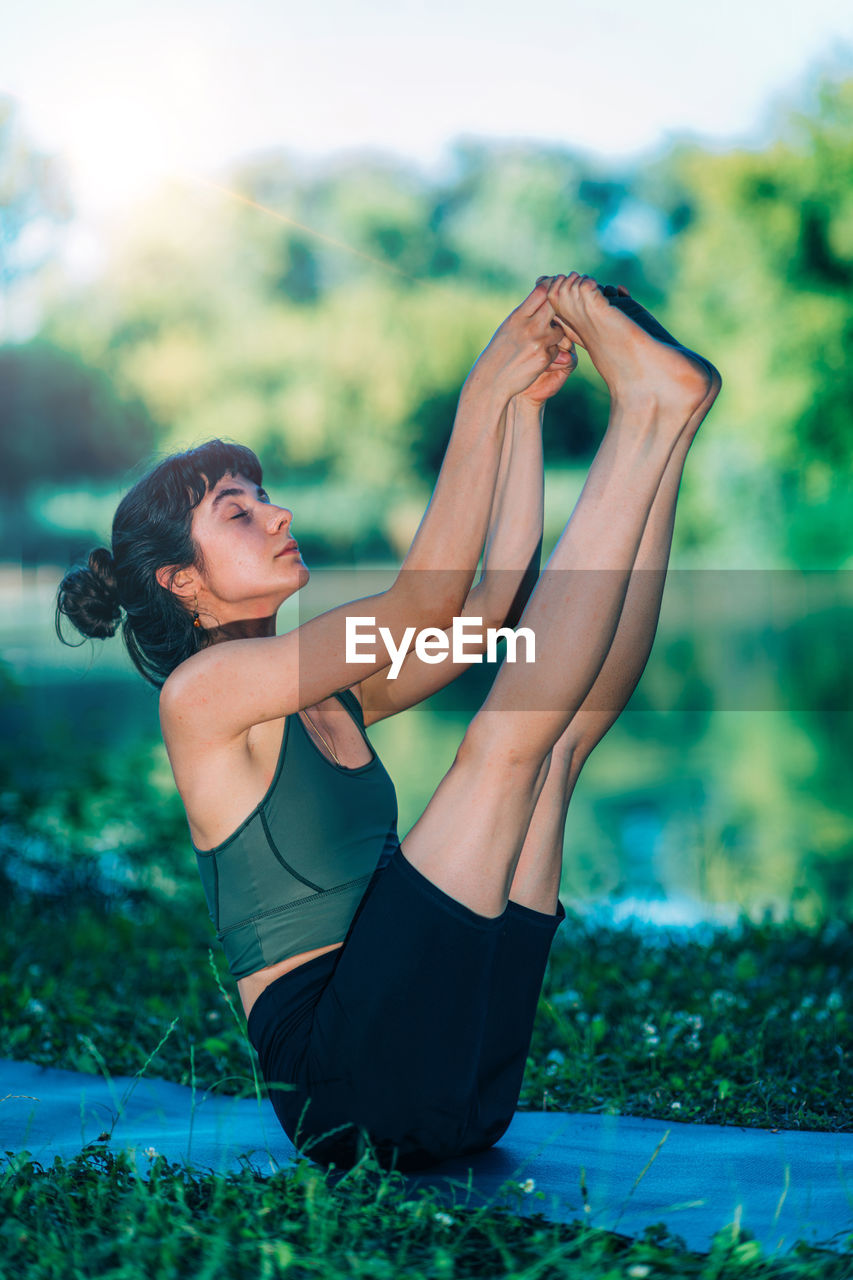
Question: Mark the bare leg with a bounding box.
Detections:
[507,288,721,913]
[400,274,720,917]
[507,411,702,912]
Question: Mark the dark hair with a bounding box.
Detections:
[56,439,263,687]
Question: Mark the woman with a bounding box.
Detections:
[57,273,720,1172]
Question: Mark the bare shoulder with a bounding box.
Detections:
[158,651,260,839]
[158,644,243,746]
[158,650,211,733]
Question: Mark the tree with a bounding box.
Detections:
[635,69,853,567]
[0,341,156,493]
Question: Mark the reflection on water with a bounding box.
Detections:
[1,568,851,921]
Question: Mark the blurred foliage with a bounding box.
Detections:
[0,342,156,493]
[0,65,849,567]
[0,68,850,929]
[634,73,853,567]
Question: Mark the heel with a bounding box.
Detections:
[602,286,721,402]
[601,286,679,347]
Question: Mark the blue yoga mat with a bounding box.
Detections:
[2,1057,850,1255]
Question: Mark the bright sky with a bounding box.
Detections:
[3,0,853,224]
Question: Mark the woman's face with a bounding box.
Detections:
[188,472,309,625]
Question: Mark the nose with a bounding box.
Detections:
[267,503,292,532]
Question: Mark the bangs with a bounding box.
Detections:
[163,440,263,509]
[125,440,264,521]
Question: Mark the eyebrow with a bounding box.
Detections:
[210,485,265,510]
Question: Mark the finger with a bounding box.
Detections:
[549,313,582,346]
[545,271,579,308]
[527,274,569,317]
[519,279,552,317]
[537,274,564,296]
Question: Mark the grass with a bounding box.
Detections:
[3,1144,852,1279]
[1,806,852,1274]
[524,915,851,1131]
[1,867,850,1132]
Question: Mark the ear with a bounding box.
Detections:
[155,565,199,601]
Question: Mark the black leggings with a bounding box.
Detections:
[247,846,565,1172]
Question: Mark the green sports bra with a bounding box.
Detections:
[193,688,400,980]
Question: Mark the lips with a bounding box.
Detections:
[276,540,299,557]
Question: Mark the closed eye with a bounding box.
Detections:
[226,488,269,518]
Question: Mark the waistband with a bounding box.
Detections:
[245,846,565,1050]
[246,945,341,1053]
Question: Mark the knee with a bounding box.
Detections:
[553,724,600,784]
[456,711,550,780]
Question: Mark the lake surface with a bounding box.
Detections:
[2,565,851,922]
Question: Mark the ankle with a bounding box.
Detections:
[604,407,686,467]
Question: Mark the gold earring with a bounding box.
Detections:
[192,595,200,628]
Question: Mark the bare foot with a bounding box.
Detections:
[547,273,719,432]
[599,284,722,441]
[603,284,721,395]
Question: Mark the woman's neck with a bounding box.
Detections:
[206,614,277,643]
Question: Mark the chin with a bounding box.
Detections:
[274,563,310,606]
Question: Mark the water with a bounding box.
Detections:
[2,566,851,922]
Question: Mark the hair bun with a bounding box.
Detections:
[56,547,122,641]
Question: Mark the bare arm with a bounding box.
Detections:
[466,393,545,627]
[356,397,541,723]
[357,339,578,724]
[161,283,566,744]
[392,282,561,602]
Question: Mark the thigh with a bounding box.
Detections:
[398,733,551,918]
[246,946,340,1141]
[295,847,507,1169]
[462,895,566,1154]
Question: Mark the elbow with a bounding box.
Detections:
[473,593,518,633]
[391,568,472,631]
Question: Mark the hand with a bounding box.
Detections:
[516,276,578,405]
[516,340,577,405]
[543,271,601,346]
[466,280,567,402]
